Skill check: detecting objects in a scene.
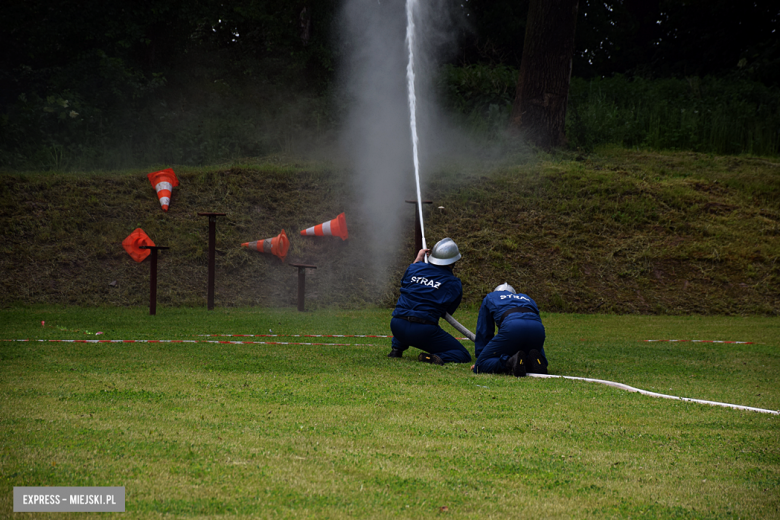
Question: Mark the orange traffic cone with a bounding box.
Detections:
[242,230,290,262]
[300,212,348,241]
[147,168,179,211]
[122,228,155,263]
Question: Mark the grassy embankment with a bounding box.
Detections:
[1,147,778,314]
[0,306,778,518]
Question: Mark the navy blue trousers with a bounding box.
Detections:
[473,318,546,374]
[390,317,472,364]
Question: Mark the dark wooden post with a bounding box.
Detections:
[139,246,169,316]
[198,212,226,310]
[405,199,432,251]
[289,264,317,312]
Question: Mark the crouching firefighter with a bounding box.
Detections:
[472,283,548,377]
[387,238,472,366]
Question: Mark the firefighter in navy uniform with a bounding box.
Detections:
[387,238,472,365]
[472,283,548,376]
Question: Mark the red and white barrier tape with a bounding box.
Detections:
[199,333,391,338]
[198,333,470,341]
[1,339,381,347]
[644,339,754,344]
[528,373,778,415]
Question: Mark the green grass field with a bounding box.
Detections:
[1,307,778,518]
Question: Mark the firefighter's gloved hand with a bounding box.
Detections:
[414,248,431,264]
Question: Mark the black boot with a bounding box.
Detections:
[527,350,548,374]
[388,348,404,358]
[418,352,444,366]
[506,351,527,377]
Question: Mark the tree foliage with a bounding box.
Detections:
[0,0,339,169]
[574,0,780,83]
[457,0,779,84]
[1,0,777,168]
[0,0,338,109]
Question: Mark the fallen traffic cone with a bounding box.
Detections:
[300,212,348,241]
[122,228,155,263]
[147,168,179,212]
[242,229,290,262]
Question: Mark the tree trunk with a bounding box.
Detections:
[510,0,579,149]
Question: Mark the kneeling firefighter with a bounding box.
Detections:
[387,238,472,365]
[472,283,548,376]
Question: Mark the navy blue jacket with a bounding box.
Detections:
[474,291,541,357]
[392,262,462,324]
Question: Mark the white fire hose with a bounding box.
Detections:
[442,315,778,415]
[527,373,779,415]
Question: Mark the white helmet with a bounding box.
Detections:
[428,238,461,266]
[493,282,516,294]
